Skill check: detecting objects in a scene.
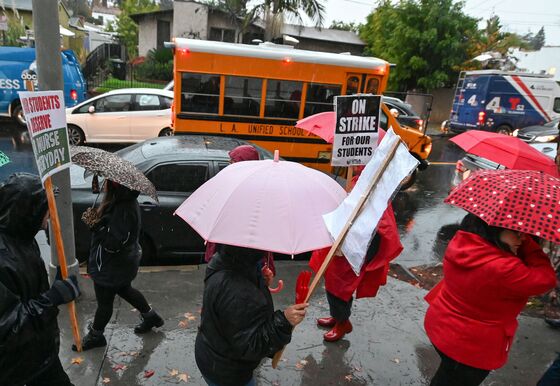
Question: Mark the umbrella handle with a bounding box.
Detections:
[268,279,284,293]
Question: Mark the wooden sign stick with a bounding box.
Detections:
[44,176,82,352]
[272,137,402,368]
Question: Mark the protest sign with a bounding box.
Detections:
[324,128,419,274]
[18,90,71,182]
[332,95,381,166]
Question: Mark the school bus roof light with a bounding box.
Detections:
[283,57,293,64]
[178,48,190,56]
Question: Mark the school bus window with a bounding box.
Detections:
[224,76,262,117]
[365,78,379,94]
[265,80,302,119]
[304,83,341,116]
[554,97,560,114]
[346,76,360,95]
[180,73,220,114]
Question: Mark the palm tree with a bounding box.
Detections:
[253,0,326,41]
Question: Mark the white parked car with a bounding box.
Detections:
[65,88,174,145]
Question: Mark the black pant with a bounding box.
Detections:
[326,291,353,322]
[93,282,150,331]
[430,346,490,386]
[538,353,560,386]
[27,357,73,386]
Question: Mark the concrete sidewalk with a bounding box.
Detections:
[55,261,558,386]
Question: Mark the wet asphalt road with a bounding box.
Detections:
[0,119,465,267]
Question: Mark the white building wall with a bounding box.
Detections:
[173,1,208,40]
[138,16,158,57]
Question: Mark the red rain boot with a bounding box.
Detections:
[323,320,353,342]
[317,317,336,328]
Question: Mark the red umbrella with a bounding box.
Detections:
[445,169,560,243]
[296,112,335,143]
[450,130,558,176]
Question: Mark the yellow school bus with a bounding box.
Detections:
[166,38,431,176]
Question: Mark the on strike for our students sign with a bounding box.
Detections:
[332,95,381,166]
[18,90,71,182]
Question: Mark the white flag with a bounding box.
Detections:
[322,128,419,275]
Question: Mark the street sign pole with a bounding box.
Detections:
[31,0,81,350]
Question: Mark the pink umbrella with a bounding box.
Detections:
[174,152,347,255]
[296,112,387,144]
[296,112,336,143]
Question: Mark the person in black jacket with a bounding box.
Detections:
[0,173,80,386]
[195,244,308,386]
[75,179,163,351]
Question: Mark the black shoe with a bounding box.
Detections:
[134,309,164,334]
[545,318,560,329]
[72,327,106,351]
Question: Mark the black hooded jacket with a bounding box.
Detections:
[195,250,292,386]
[0,173,60,386]
[87,184,141,288]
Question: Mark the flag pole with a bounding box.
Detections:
[44,176,82,352]
[272,136,402,368]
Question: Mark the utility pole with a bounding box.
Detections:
[32,0,79,281]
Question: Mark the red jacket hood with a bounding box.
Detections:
[444,230,509,269]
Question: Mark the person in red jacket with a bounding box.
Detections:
[424,213,556,386]
[309,166,403,342]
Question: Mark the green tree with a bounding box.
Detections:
[207,0,325,42]
[116,0,158,58]
[360,0,478,91]
[473,16,528,56]
[4,14,26,47]
[329,20,361,33]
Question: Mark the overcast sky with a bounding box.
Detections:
[304,0,560,46]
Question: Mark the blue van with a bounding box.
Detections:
[0,47,87,125]
[449,70,560,134]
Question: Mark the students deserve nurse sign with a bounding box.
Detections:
[19,90,71,182]
[332,95,381,166]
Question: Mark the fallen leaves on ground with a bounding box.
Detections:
[71,357,84,365]
[112,364,127,372]
[177,373,189,382]
[391,358,400,364]
[345,375,353,381]
[144,370,155,378]
[184,312,197,321]
[178,320,189,328]
[295,359,308,370]
[169,369,179,376]
[102,378,111,384]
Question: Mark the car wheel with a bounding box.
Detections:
[158,128,173,137]
[140,234,156,265]
[11,103,26,126]
[67,125,85,146]
[496,125,512,135]
[400,169,418,191]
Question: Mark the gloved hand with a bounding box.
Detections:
[45,275,80,306]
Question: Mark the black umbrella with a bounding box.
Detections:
[71,146,158,202]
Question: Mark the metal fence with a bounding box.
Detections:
[384,91,434,128]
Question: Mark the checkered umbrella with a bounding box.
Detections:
[445,169,560,243]
[70,146,158,202]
